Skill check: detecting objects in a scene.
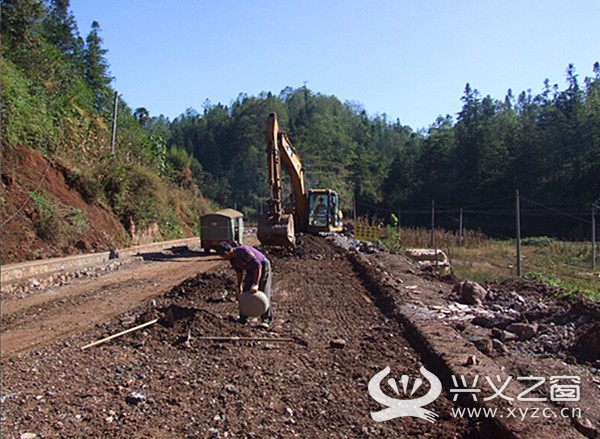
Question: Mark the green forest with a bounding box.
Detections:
[2,0,599,240]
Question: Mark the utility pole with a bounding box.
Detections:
[515,190,522,277]
[111,91,118,154]
[431,199,438,269]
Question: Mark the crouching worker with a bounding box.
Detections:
[216,242,273,327]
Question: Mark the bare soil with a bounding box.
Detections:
[1,145,130,264]
[1,235,481,438]
[0,245,222,359]
[2,234,599,438]
[353,248,600,438]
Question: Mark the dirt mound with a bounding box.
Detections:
[261,233,343,260]
[348,244,600,438]
[1,146,129,264]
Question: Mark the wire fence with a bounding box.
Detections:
[355,196,596,239]
[353,191,599,277]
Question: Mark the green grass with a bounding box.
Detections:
[377,226,599,301]
[28,191,64,242]
[28,192,90,243]
[65,207,89,234]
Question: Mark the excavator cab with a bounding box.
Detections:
[307,189,343,233]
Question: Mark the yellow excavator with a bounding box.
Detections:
[258,113,343,247]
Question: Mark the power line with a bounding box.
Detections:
[356,198,593,222]
[522,197,592,224]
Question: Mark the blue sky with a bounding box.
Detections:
[69,0,600,130]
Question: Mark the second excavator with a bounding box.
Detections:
[258,113,343,247]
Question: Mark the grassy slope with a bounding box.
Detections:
[379,226,599,300]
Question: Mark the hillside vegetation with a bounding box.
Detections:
[1,0,216,263]
[1,1,599,264]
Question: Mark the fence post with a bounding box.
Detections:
[430,199,435,248]
[515,190,522,277]
[459,207,464,245]
[593,206,597,270]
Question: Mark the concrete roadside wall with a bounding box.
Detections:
[1,237,200,285]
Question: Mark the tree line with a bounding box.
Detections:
[158,67,599,238]
[2,0,598,240]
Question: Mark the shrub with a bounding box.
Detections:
[28,191,64,242]
[65,207,89,234]
[62,167,102,204]
[1,57,56,149]
[522,236,557,247]
[100,162,165,229]
[159,212,184,240]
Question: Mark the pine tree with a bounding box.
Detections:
[0,0,44,51]
[83,20,112,111]
[42,0,79,57]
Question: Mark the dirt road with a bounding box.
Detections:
[1,235,481,438]
[1,234,598,438]
[1,243,228,359]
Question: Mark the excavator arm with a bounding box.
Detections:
[265,113,284,218]
[258,112,343,247]
[278,129,309,231]
[257,113,296,247]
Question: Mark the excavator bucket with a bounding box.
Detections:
[257,213,296,247]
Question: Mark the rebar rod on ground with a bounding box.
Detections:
[81,318,159,350]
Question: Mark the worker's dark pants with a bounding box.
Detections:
[242,259,273,320]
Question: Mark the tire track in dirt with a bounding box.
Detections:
[0,254,223,358]
[271,253,367,344]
